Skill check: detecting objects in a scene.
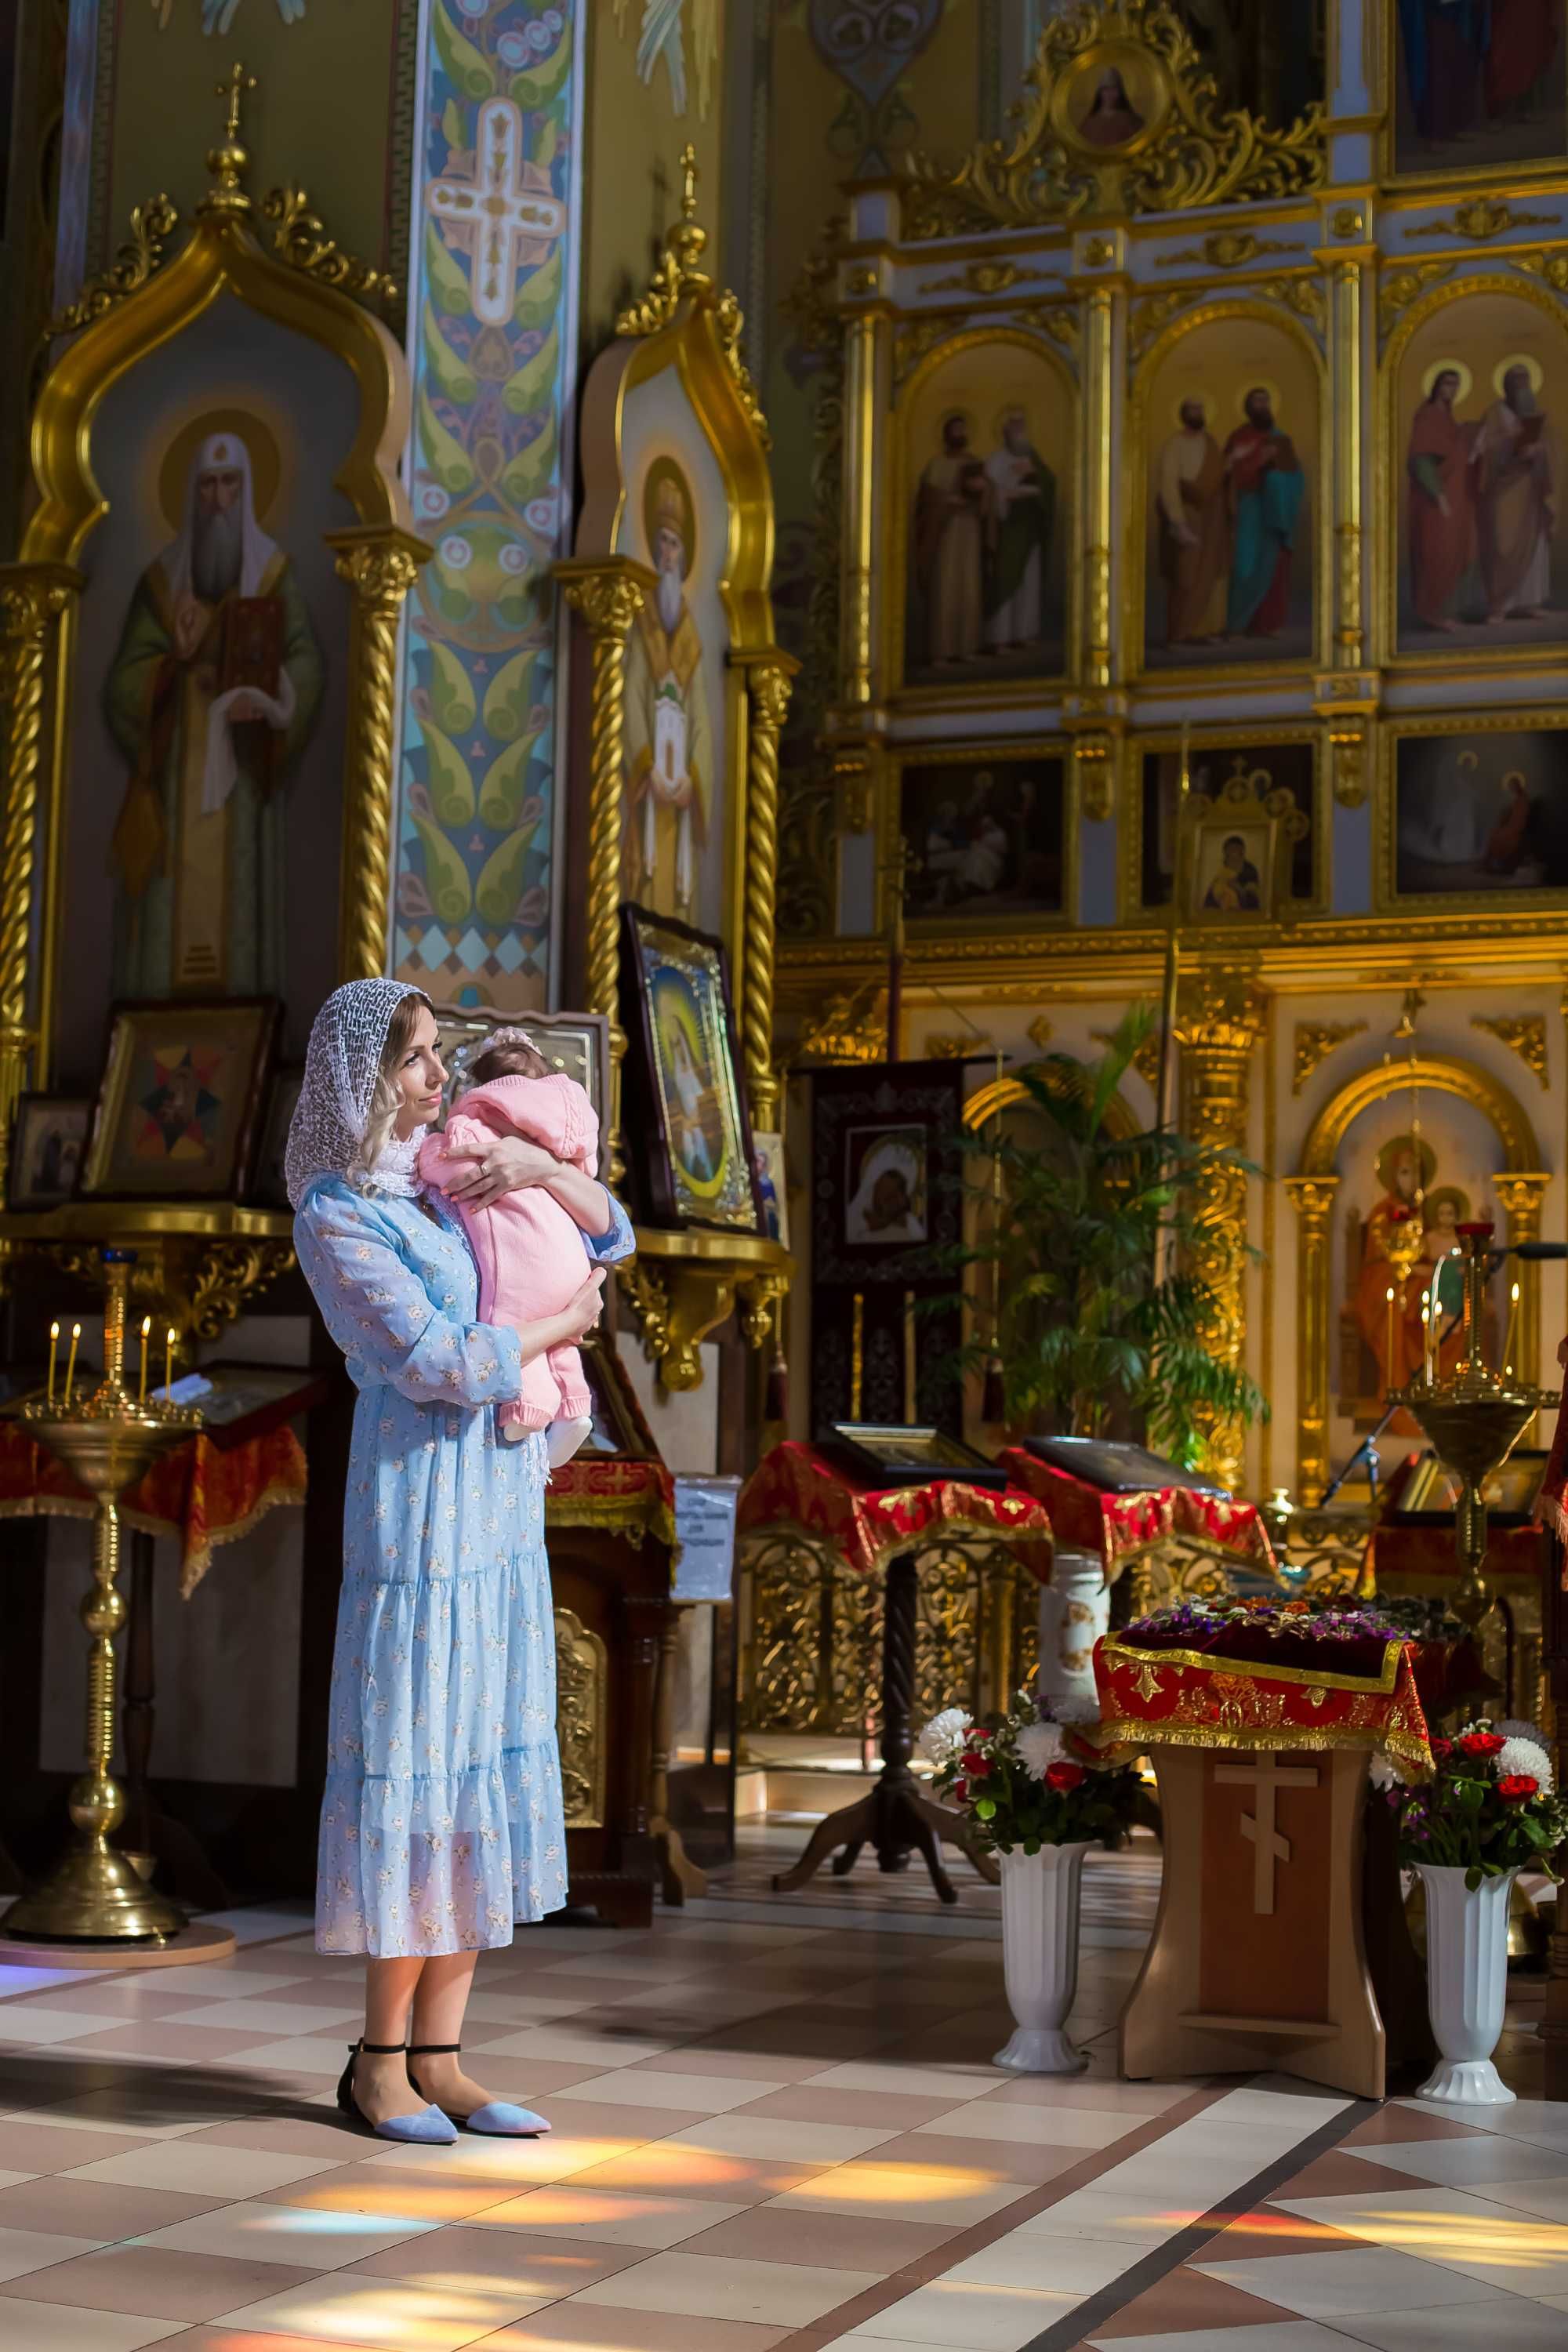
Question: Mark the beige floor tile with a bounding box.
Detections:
[831,2278,1083,2349]
[550,2070,781,2114]
[474,2030,677,2065]
[1276,2185,1568,2293]
[660,2115,902,2164]
[908,2102,1134,2151]
[64,2143,345,2197]
[130,2201,434,2270]
[0,2227,107,2282]
[476,2305,791,2350]
[942,2233,1141,2293]
[210,2267,549,2347]
[767,2162,1030,2228]
[0,2007,125,2045]
[466,2184,742,2247]
[0,2301,185,2350]
[566,2247,881,2326]
[154,1998,360,2037]
[807,2063,1002,2101]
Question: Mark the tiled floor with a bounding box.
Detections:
[0,1852,1563,2352]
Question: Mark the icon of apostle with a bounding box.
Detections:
[622,459,713,921]
[103,427,324,998]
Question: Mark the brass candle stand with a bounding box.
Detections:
[5,1250,202,1944]
[1389,1222,1557,1629]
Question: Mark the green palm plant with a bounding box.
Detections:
[935,1004,1267,1471]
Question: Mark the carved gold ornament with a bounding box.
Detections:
[1472,1014,1549,1091]
[1409,201,1555,244]
[615,144,768,448]
[553,1608,608,1828]
[1294,1022,1367,1094]
[42,197,180,343]
[1377,261,1454,338]
[260,187,401,316]
[902,0,1324,235]
[1156,230,1294,270]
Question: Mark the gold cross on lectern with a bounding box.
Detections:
[218,60,256,143]
[1214,1753,1319,1915]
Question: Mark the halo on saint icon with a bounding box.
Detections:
[158,406,284,532]
[1168,389,1215,430]
[1375,1131,1437,1194]
[1493,351,1546,398]
[642,454,698,580]
[1421,357,1473,405]
[1236,378,1283,420]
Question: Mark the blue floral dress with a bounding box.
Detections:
[294,1174,633,1958]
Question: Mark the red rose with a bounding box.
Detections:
[1046,1760,1085,1792]
[952,1779,968,1802]
[1459,1733,1506,1759]
[1431,1737,1452,1761]
[961,1753,993,1777]
[1497,1774,1539,1802]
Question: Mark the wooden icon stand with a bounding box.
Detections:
[1119,1745,1389,2097]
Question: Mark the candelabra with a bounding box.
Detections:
[1390,1221,1557,1628]
[5,1250,201,1943]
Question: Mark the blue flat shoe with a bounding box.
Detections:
[408,2041,551,2137]
[336,2039,457,2145]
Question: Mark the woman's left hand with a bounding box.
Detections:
[444,1137,560,1208]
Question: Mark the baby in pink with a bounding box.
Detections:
[419,1033,598,1467]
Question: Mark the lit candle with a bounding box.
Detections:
[1421,1300,1431,1387]
[138,1316,151,1405]
[64,1322,81,1407]
[1504,1280,1519,1377]
[1385,1285,1396,1393]
[46,1319,59,1408]
[164,1326,176,1401]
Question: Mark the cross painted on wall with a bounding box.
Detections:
[1214,1753,1319,1915]
[428,96,566,327]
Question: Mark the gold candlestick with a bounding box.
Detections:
[138,1316,151,1406]
[46,1320,59,1408]
[5,1250,201,1945]
[64,1322,81,1405]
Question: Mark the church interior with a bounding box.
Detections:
[11,2,1568,2347]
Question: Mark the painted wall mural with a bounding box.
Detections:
[393,1,579,1012]
[617,0,719,118]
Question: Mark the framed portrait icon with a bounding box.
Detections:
[619,906,763,1234]
[7,1095,93,1212]
[82,998,279,1202]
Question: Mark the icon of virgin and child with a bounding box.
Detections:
[1350,1132,1495,1422]
[103,426,324,1000]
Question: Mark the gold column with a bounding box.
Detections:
[325,527,430,985]
[1284,1174,1341,1504]
[731,649,797,1134]
[1494,1172,1552,1395]
[1081,278,1116,692]
[839,299,889,709]
[1174,967,1267,1490]
[0,563,81,1189]
[1330,252,1365,670]
[557,556,657,1185]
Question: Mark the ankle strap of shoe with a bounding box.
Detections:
[407,2042,461,2055]
[357,2040,409,2055]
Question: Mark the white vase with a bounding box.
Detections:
[1414,1863,1518,2106]
[1037,1550,1109,1712]
[994,1841,1092,2074]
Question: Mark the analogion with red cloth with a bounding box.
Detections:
[739,1439,1054,1582]
[1000,1444,1275,1581]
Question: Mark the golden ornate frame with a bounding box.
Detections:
[1120,724,1326,925]
[1374,706,1568,917]
[0,75,427,1197]
[881,734,1076,942]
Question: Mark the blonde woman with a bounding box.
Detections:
[286,979,630,2141]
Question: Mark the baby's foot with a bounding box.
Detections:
[547,1415,593,1468]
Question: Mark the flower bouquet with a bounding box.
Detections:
[918,1693,1141,2074]
[1384,1721,1568,2106]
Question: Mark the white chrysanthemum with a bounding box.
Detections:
[1015,1721,1066,1780]
[1051,1692,1102,1726]
[1368,1752,1403,1791]
[1497,1735,1553,1791]
[916,1707,969,1767]
[1494,1719,1545,1744]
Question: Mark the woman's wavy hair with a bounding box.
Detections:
[354,989,434,1183]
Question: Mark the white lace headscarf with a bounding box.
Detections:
[285,979,428,1210]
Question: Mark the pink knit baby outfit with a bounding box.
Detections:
[419,1071,597,1439]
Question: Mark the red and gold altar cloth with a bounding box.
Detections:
[0,1421,307,1599]
[1087,1628,1432,1778]
[999,1447,1276,1583]
[546,1455,677,1550]
[738,1439,1054,1584]
[1370,1519,1548,1588]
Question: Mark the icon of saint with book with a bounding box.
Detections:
[103,426,324,997]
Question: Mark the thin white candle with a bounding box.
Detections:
[138,1316,151,1406]
[64,1322,81,1406]
[46,1320,58,1408]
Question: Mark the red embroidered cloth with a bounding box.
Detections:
[1087,1628,1432,1777]
[737,1439,1054,1583]
[999,1447,1276,1582]
[1370,1519,1549,1585]
[546,1454,677,1549]
[0,1421,307,1599]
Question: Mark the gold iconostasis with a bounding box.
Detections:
[771,0,1568,1506]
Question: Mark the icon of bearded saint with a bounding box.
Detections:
[622,468,712,920]
[103,430,324,998]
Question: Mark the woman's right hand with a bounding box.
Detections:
[561,1268,607,1342]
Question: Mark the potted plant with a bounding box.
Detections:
[918,1695,1142,2074]
[931,1005,1267,1468]
[1381,1720,1568,2105]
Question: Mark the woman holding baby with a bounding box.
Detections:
[285,978,629,2142]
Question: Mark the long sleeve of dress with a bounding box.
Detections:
[580,1192,635,1267]
[296,1181,524,1407]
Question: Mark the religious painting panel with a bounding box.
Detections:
[809,1061,966,1436]
[56,296,360,1080]
[430,1006,611,1127]
[1388,720,1568,904]
[1391,288,1568,659]
[898,743,1068,928]
[81,998,278,1203]
[1135,738,1317,914]
[7,1097,92,1214]
[1135,308,1320,674]
[619,907,762,1236]
[1392,0,1566,178]
[1330,1090,1508,1441]
[897,333,1074,691]
[612,373,737,948]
